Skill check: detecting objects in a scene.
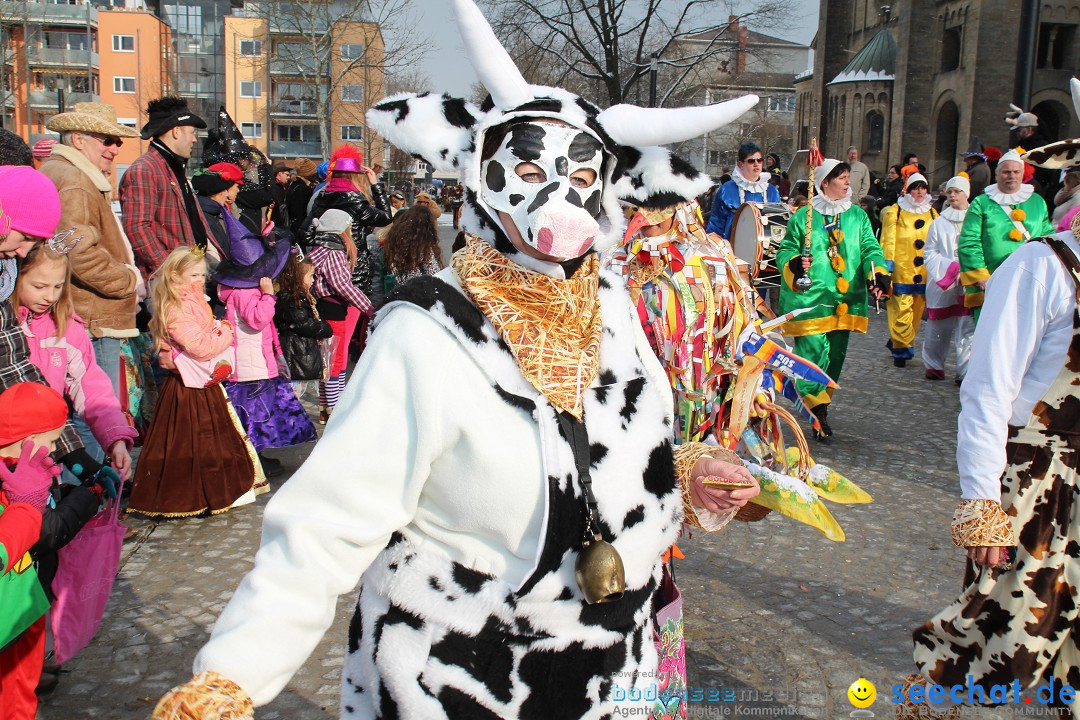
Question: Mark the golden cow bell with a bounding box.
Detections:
[575,534,625,604]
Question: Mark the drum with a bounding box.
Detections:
[731,202,793,288]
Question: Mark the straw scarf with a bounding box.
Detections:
[451,235,601,419]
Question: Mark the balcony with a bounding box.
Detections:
[0,2,98,26]
[269,99,319,117]
[27,46,99,69]
[28,89,98,109]
[269,56,324,77]
[268,140,322,158]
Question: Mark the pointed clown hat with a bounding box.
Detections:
[1022,78,1080,170]
[366,0,758,265]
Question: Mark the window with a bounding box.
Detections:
[341,84,363,103]
[112,34,134,52]
[941,26,961,72]
[708,150,723,167]
[767,95,795,112]
[116,117,137,130]
[340,125,363,141]
[241,122,262,138]
[341,43,364,60]
[162,4,202,36]
[113,76,135,94]
[274,41,304,59]
[274,124,321,142]
[866,111,885,153]
[1036,22,1077,70]
[240,81,262,98]
[239,40,262,57]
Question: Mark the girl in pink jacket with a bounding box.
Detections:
[13,245,137,480]
[214,214,316,479]
[126,247,258,518]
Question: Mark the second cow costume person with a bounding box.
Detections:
[151,1,762,718]
[776,158,889,438]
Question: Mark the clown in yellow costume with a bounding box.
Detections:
[880,172,937,366]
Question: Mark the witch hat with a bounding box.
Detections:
[961,136,985,157]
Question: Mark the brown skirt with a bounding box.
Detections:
[128,376,257,518]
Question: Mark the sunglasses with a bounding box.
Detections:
[744,157,764,164]
[83,132,123,148]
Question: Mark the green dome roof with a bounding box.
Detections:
[830,29,895,85]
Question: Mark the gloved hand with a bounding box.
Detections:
[0,440,61,512]
[85,465,120,501]
[869,272,891,299]
[153,671,254,720]
[787,255,807,281]
[59,447,104,484]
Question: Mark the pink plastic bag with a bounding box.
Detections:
[49,487,125,665]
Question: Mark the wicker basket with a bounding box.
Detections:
[734,401,813,523]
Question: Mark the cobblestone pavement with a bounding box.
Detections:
[37,311,1048,719]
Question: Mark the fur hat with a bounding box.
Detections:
[293,158,318,180]
[366,0,756,269]
[140,96,207,140]
[0,382,69,448]
[944,175,970,198]
[47,102,139,138]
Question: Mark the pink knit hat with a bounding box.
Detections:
[0,166,61,239]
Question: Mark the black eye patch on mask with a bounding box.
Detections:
[505,123,547,163]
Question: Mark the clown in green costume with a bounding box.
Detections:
[776,158,890,439]
[958,148,1053,317]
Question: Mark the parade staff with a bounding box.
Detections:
[880,173,936,367]
[775,158,889,440]
[705,142,781,240]
[909,79,1080,716]
[957,148,1054,317]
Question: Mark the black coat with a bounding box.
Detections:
[285,179,314,236]
[300,183,392,294]
[275,291,333,381]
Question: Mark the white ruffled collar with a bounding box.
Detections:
[985,183,1034,206]
[940,206,967,223]
[897,194,933,214]
[732,165,771,195]
[811,193,851,216]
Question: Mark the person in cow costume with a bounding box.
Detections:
[152,2,760,718]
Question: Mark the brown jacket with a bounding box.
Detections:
[41,144,141,338]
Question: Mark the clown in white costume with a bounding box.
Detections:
[151,2,763,719]
[920,175,974,382]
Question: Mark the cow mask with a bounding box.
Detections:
[367,0,759,278]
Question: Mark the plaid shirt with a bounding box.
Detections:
[309,246,373,315]
[119,144,213,278]
[0,300,81,456]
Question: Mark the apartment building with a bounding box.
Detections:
[224,7,384,164]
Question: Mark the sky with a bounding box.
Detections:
[409,0,820,99]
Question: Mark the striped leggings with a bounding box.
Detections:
[319,373,346,409]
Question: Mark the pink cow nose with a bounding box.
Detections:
[534,213,597,258]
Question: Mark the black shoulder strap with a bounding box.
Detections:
[1036,235,1080,298]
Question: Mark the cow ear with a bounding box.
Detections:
[610,145,713,211]
[367,92,481,172]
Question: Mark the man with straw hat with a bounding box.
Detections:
[775,157,890,440]
[903,78,1080,720]
[41,103,144,432]
[956,147,1053,319]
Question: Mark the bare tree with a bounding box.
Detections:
[242,0,430,158]
[481,0,795,108]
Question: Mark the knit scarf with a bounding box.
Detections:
[451,234,602,419]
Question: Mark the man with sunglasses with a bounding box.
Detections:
[41,102,144,465]
[706,142,781,240]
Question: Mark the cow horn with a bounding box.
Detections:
[452,0,532,111]
[597,95,760,147]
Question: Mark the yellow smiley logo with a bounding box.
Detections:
[847,678,876,709]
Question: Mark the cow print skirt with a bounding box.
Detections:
[914,424,1080,692]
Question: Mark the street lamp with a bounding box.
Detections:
[648,52,659,108]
